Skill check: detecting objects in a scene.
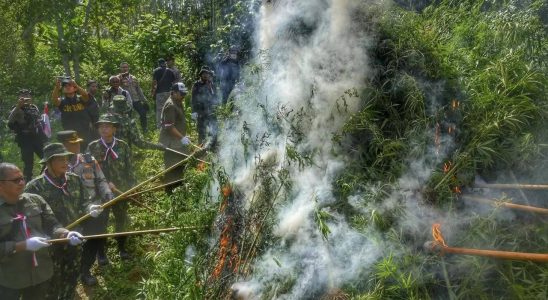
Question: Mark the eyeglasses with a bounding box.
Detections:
[0,177,25,184]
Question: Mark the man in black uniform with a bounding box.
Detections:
[152,58,177,127]
[191,66,218,148]
[7,89,47,181]
[218,46,241,104]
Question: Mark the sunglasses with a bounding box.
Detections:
[0,177,25,184]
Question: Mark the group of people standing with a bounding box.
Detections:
[1,48,241,299]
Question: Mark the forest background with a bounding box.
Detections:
[0,0,547,299]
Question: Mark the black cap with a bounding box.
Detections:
[57,130,84,144]
[158,58,166,66]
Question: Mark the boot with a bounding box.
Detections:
[116,236,131,260]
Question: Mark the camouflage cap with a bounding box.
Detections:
[40,143,74,164]
[56,130,84,144]
[112,95,131,113]
[96,113,120,126]
[198,65,214,76]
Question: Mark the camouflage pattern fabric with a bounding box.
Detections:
[113,113,165,151]
[86,138,135,232]
[25,172,87,300]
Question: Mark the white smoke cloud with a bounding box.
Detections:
[216,0,381,299]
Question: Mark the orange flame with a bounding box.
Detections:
[453,186,462,194]
[432,223,448,248]
[451,99,460,111]
[443,161,452,173]
[222,185,232,198]
[196,161,206,172]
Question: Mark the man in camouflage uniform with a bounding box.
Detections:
[0,162,81,300]
[25,143,86,300]
[160,83,191,194]
[7,89,47,181]
[57,130,113,285]
[87,114,135,259]
[111,95,166,152]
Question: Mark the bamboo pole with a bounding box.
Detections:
[47,227,203,244]
[461,195,548,215]
[428,224,548,262]
[124,179,185,198]
[65,151,200,229]
[165,147,210,165]
[111,186,159,214]
[474,183,548,190]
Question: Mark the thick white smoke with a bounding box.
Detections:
[215,0,381,299]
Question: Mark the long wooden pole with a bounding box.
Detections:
[123,179,185,198]
[461,195,548,215]
[165,147,210,165]
[429,224,548,262]
[110,186,159,214]
[47,227,203,244]
[474,183,548,190]
[66,151,199,229]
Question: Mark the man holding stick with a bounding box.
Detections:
[24,144,87,300]
[160,82,191,194]
[57,130,113,285]
[0,163,81,300]
[87,114,136,260]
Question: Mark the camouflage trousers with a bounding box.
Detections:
[111,201,130,252]
[46,244,81,300]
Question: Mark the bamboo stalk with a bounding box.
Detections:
[474,183,548,190]
[111,186,159,214]
[429,224,548,262]
[165,147,210,165]
[123,179,185,198]
[47,227,202,244]
[430,243,548,262]
[65,151,199,229]
[461,195,548,215]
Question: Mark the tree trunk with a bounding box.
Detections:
[73,0,93,82]
[56,15,72,77]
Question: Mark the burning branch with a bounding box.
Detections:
[474,183,548,190]
[461,195,548,215]
[427,224,548,262]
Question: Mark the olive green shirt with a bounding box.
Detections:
[87,138,136,192]
[25,171,89,230]
[0,193,67,289]
[159,97,188,152]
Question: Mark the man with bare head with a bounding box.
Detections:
[119,62,150,133]
[0,162,81,299]
[102,75,132,112]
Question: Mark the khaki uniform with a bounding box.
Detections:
[0,193,66,296]
[25,172,88,300]
[160,97,189,184]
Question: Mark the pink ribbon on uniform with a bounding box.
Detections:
[13,214,38,267]
[100,137,119,160]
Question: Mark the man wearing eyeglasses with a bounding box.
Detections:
[0,163,80,300]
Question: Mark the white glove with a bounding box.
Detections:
[89,204,104,218]
[25,237,50,252]
[67,231,84,246]
[191,112,198,121]
[180,136,191,145]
